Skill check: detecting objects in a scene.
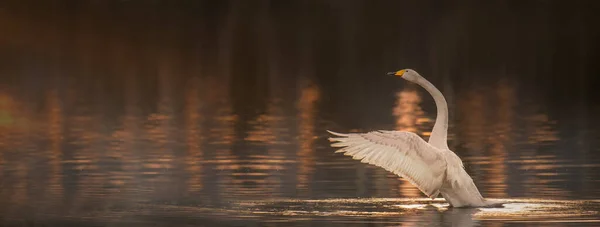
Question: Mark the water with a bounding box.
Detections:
[1,1,600,226]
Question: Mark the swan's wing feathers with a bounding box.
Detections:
[327,130,446,198]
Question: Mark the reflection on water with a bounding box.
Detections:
[296,82,319,197]
[229,198,600,224]
[2,1,600,226]
[393,89,432,198]
[9,198,596,227]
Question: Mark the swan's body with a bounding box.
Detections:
[327,69,494,208]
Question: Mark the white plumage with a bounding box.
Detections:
[328,130,446,198]
[327,69,496,208]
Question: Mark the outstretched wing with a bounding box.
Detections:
[327,130,447,198]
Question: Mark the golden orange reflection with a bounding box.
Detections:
[207,77,237,200]
[107,125,133,190]
[296,82,320,196]
[140,54,177,194]
[526,114,559,143]
[226,98,285,198]
[518,154,571,198]
[393,89,431,197]
[102,71,140,197]
[484,80,513,198]
[520,97,562,198]
[244,113,279,143]
[121,69,142,194]
[393,89,430,135]
[185,76,203,192]
[457,81,513,198]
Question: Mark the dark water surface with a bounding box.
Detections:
[1,1,600,226]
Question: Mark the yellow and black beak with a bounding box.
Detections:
[386,70,406,77]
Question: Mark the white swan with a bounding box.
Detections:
[327,69,496,208]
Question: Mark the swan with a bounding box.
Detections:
[327,69,496,208]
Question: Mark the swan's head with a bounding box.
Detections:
[387,69,420,82]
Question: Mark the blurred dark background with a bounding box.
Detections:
[2,0,600,107]
[1,1,600,226]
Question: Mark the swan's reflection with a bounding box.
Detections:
[384,204,480,227]
[439,208,481,227]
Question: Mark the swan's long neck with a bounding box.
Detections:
[415,76,449,150]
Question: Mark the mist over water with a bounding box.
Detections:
[1,1,600,226]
